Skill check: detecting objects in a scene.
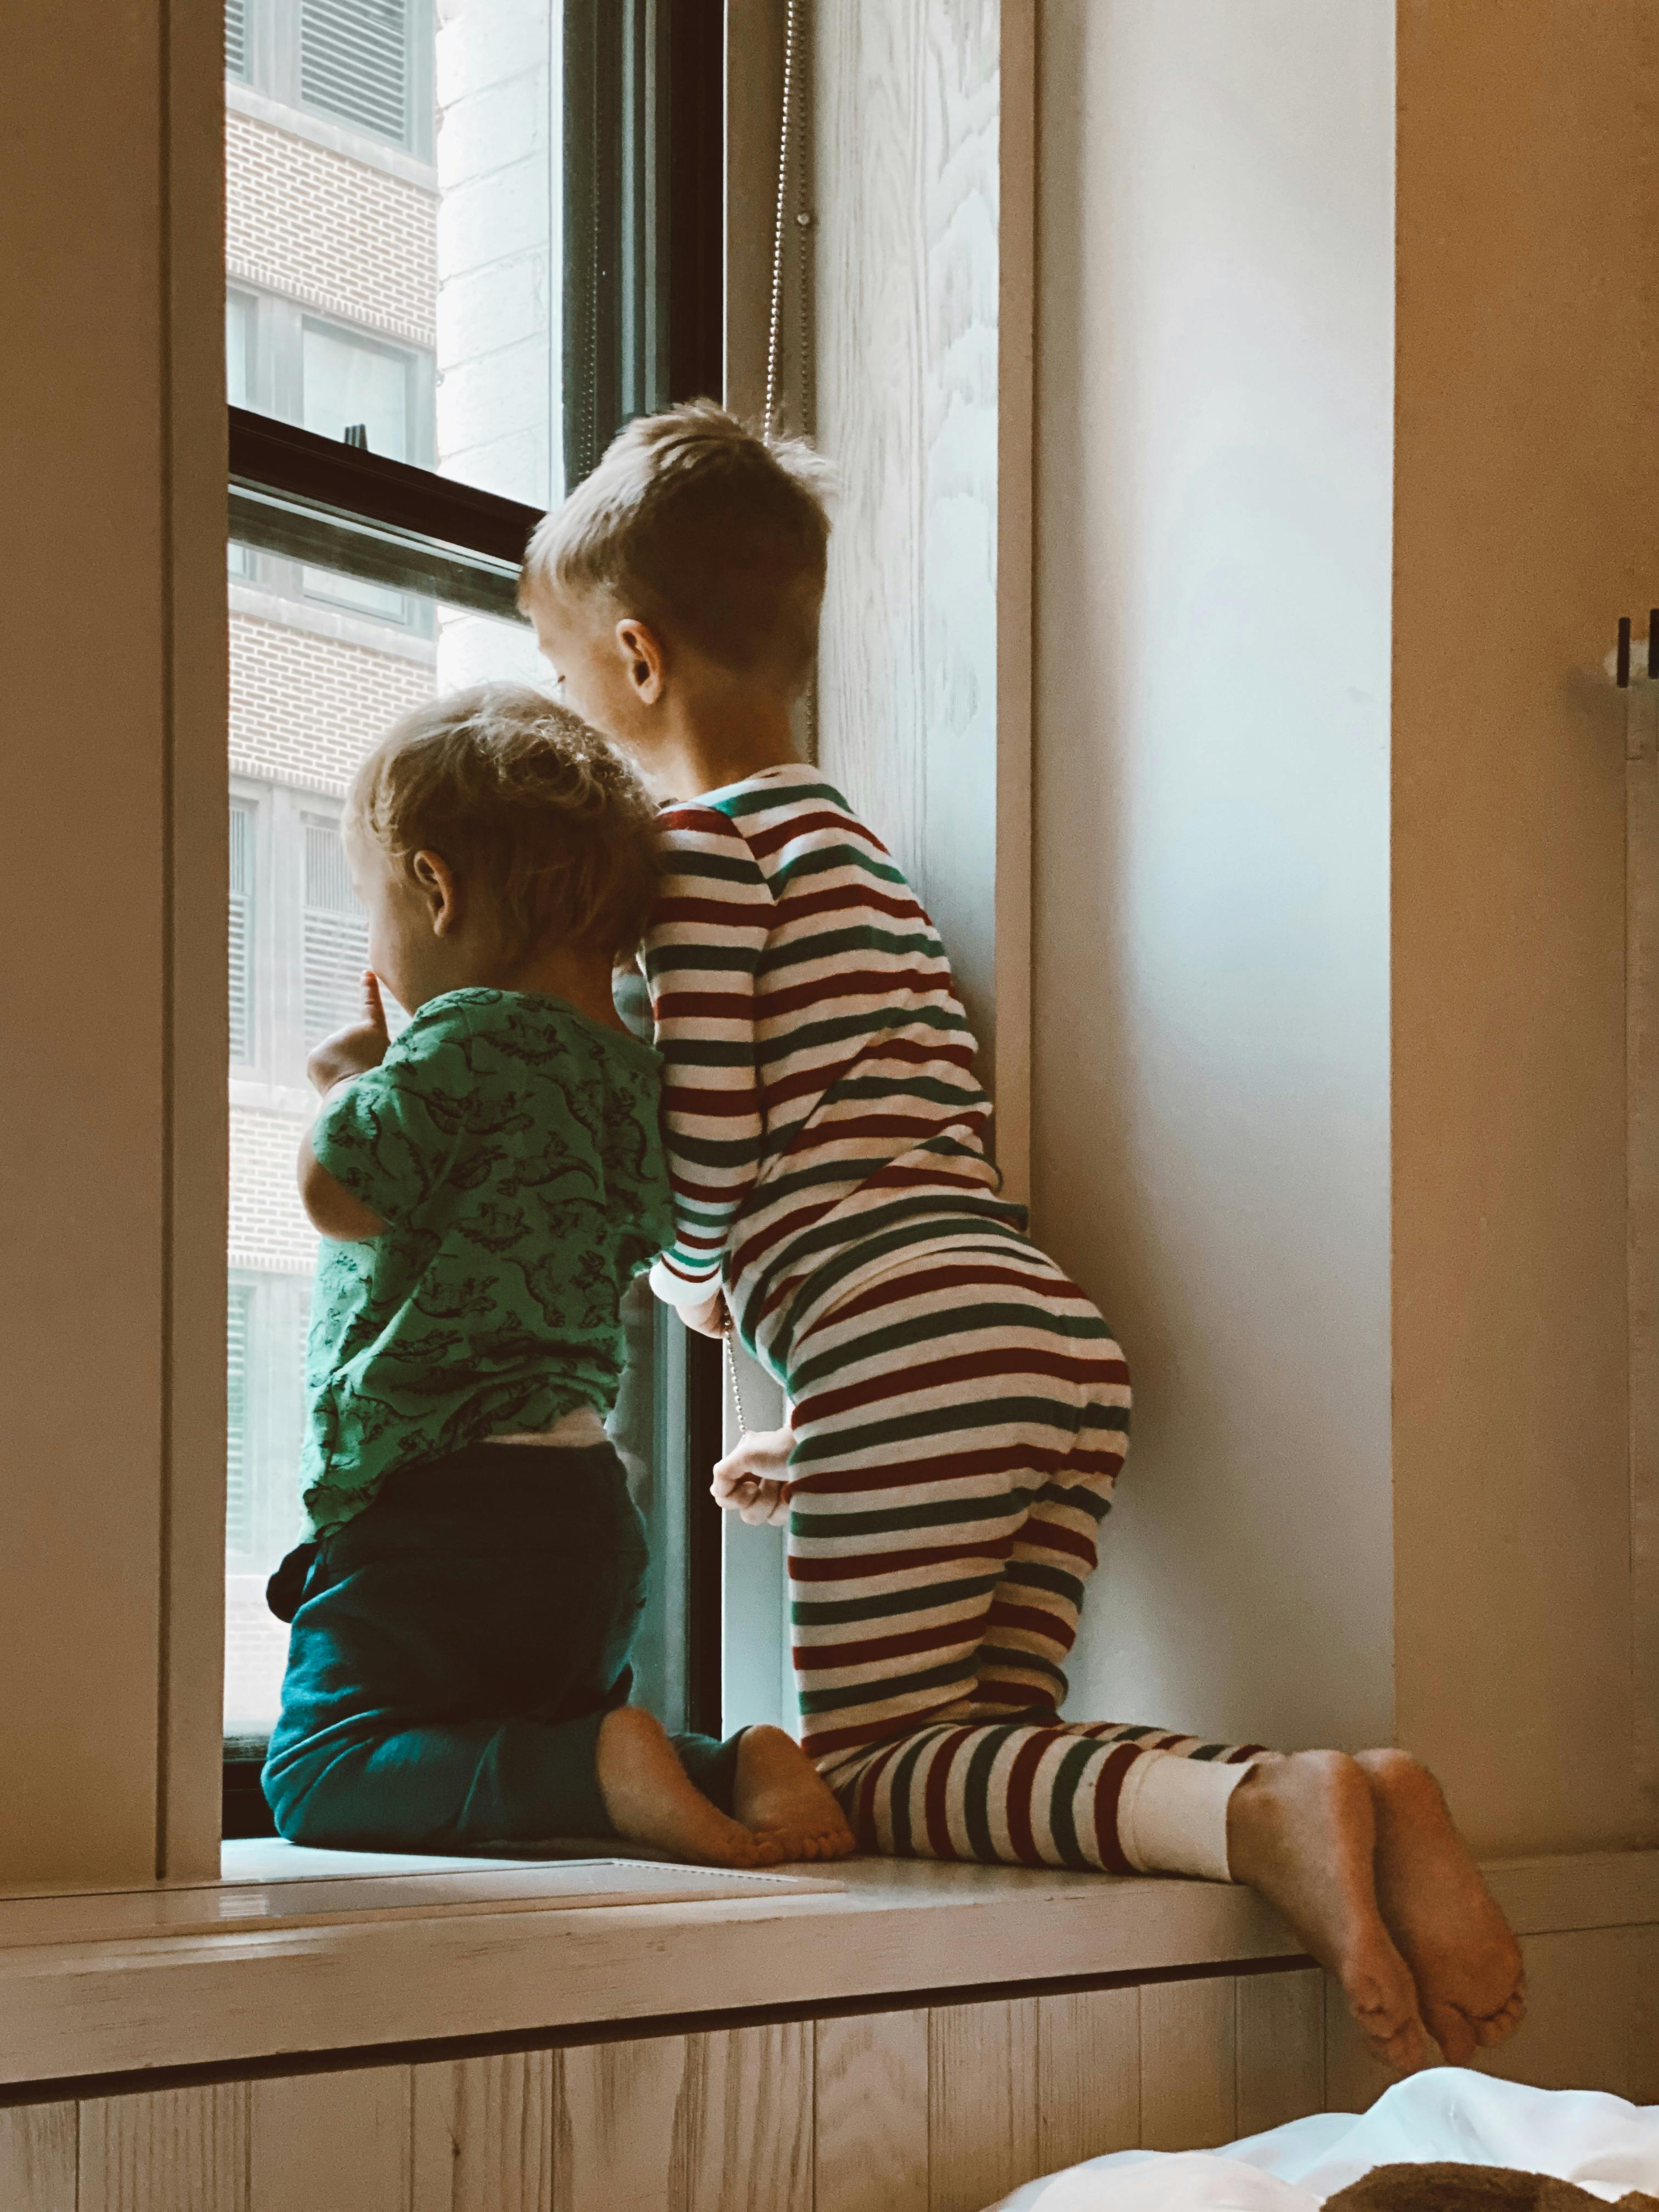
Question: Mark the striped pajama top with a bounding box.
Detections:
[643,763,1029,1379]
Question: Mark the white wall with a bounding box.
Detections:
[1032,0,1397,1753]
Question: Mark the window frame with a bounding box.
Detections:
[221,0,729,1835]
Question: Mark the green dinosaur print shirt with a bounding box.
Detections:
[301,988,673,1537]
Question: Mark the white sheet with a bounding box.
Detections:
[990,2069,1659,2210]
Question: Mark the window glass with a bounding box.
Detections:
[301,322,411,460]
[227,0,561,510]
[225,294,253,409]
[223,0,697,1765]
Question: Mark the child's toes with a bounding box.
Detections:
[1423,1999,1478,2066]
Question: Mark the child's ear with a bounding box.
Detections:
[410,850,462,936]
[614,616,667,704]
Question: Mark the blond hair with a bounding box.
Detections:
[520,400,834,687]
[347,683,659,961]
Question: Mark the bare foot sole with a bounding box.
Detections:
[596,1707,789,1869]
[1356,1747,1526,2065]
[1228,1751,1434,2075]
[733,1725,857,1862]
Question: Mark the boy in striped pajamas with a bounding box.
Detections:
[521,402,1526,2075]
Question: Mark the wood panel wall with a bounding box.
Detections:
[812,0,1034,1198]
[2,1934,1654,2212]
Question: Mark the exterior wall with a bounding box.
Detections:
[1032,0,1397,1754]
[229,606,436,793]
[434,2,562,508]
[1390,0,1659,1853]
[227,107,437,347]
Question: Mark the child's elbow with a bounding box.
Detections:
[297,1141,386,1241]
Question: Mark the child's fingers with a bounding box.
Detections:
[738,1479,788,1528]
[710,1465,759,1510]
[362,970,388,1034]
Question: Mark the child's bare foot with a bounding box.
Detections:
[1355,1747,1526,2065]
[732,1725,857,1862]
[1227,1750,1434,2075]
[596,1707,789,1869]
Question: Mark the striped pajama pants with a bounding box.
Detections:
[782,1243,1262,1880]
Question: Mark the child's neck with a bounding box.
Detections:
[480,944,629,1032]
[647,684,802,802]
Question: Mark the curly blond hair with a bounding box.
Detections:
[520,400,835,688]
[347,683,659,961]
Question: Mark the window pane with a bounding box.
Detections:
[223,535,679,1745]
[301,322,411,459]
[227,0,566,509]
[226,294,253,409]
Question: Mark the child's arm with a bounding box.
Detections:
[644,806,774,1320]
[296,973,390,1242]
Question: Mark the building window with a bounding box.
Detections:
[222,0,726,1821]
[226,1283,255,1558]
[229,0,433,159]
[229,798,256,1066]
[299,0,419,148]
[301,810,369,1045]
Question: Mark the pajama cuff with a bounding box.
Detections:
[648,1257,721,1313]
[1116,1750,1253,1883]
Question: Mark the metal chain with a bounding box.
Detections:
[764,0,801,436]
[723,1328,749,1436]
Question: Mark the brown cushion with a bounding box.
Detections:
[1322,2165,1657,2210]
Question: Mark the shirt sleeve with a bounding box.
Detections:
[644,805,774,1310]
[308,1032,471,1229]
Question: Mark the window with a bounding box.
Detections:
[223,0,726,1827]
[301,811,368,1045]
[229,0,433,157]
[228,798,255,1065]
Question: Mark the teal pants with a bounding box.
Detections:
[262,1441,740,1851]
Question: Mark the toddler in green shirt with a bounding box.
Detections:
[262,682,851,1867]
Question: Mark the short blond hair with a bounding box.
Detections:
[347,683,659,961]
[520,400,834,686]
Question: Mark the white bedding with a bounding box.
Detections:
[990,2069,1659,2210]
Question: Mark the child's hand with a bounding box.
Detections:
[711,1427,792,1527]
[681,1287,729,1339]
[307,971,391,1096]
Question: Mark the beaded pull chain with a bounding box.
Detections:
[723,1328,748,1437]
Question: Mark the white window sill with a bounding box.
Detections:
[0,1843,1651,2096]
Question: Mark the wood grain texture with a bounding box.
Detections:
[556,2035,686,2212]
[249,2067,410,2212]
[814,2007,929,2212]
[1322,1974,1396,2117]
[814,0,1007,1087]
[1139,1975,1237,2152]
[78,2084,249,2212]
[928,1996,1040,2212]
[1036,1985,1140,2170]
[676,2023,814,2212]
[1477,1927,1657,2102]
[0,2103,75,2212]
[411,2051,554,2212]
[1235,1970,1324,2138]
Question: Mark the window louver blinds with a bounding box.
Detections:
[303,814,369,1045]
[226,1286,253,1557]
[225,0,247,80]
[300,0,410,146]
[229,800,254,1064]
